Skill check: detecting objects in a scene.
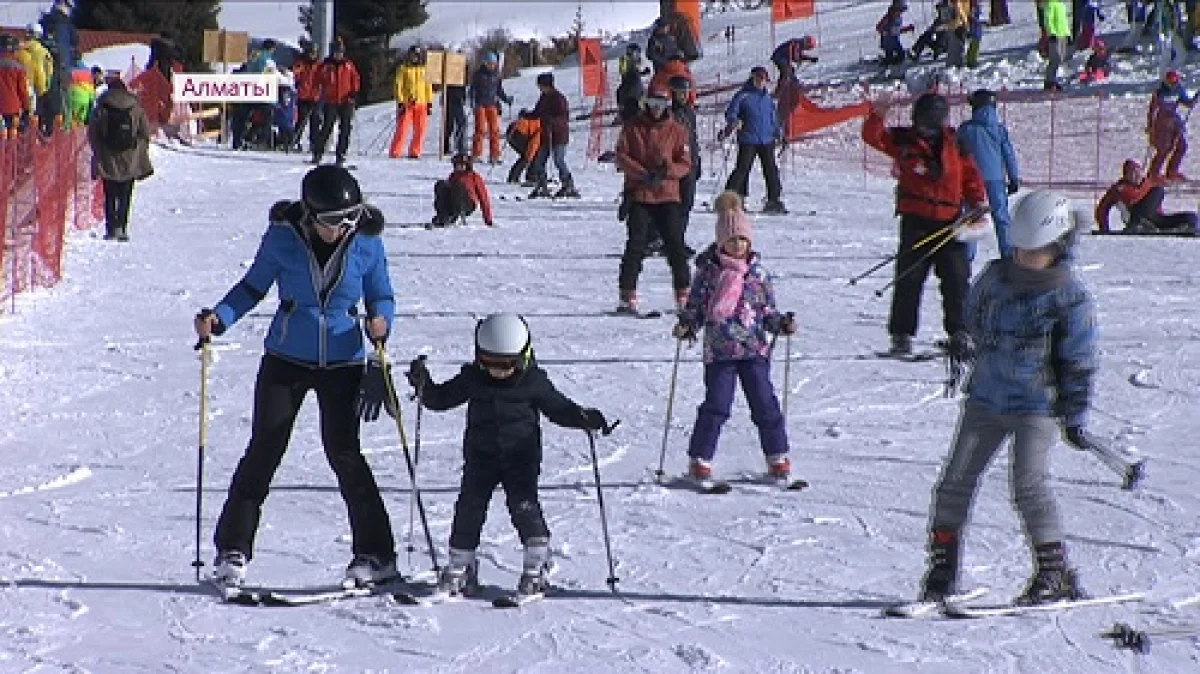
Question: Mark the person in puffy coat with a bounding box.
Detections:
[1094,158,1198,233]
[468,52,512,163]
[87,77,152,241]
[193,166,399,590]
[313,40,360,166]
[505,115,541,184]
[720,67,786,215]
[390,45,434,159]
[1146,70,1195,181]
[0,35,29,136]
[291,39,323,153]
[527,73,577,198]
[431,153,494,227]
[957,89,1021,257]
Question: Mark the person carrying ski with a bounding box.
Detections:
[527,73,578,199]
[673,191,798,484]
[1095,158,1198,234]
[877,1,916,66]
[312,39,360,167]
[431,152,494,228]
[1146,69,1195,181]
[957,89,1021,258]
[389,45,434,159]
[614,86,694,315]
[194,165,399,590]
[918,189,1096,607]
[404,314,610,601]
[862,92,989,357]
[720,66,787,215]
[504,113,541,184]
[468,52,512,164]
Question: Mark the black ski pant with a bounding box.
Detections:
[888,213,970,339]
[294,99,322,151]
[679,161,700,235]
[433,180,476,223]
[1131,186,1199,231]
[507,157,529,184]
[449,450,547,550]
[315,102,355,162]
[102,179,135,237]
[214,354,396,561]
[620,201,691,293]
[444,104,468,155]
[724,143,782,204]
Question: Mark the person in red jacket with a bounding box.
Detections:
[862,93,989,356]
[431,153,495,228]
[0,35,30,136]
[1095,159,1198,234]
[291,39,323,153]
[312,40,360,166]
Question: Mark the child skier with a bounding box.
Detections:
[431,152,494,227]
[405,314,611,599]
[673,191,798,483]
[876,1,915,67]
[1079,39,1111,84]
[918,190,1097,606]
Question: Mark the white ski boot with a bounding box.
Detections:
[212,550,248,589]
[343,554,399,588]
[437,548,480,597]
[516,538,552,598]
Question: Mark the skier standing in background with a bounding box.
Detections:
[720,67,787,215]
[957,89,1021,258]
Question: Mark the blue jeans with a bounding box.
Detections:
[687,357,789,461]
[531,143,571,185]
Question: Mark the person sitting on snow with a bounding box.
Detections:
[432,153,495,228]
[1095,159,1198,234]
[1079,39,1111,84]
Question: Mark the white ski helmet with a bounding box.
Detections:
[1009,190,1076,250]
[475,313,532,369]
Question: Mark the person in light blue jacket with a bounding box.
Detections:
[719,67,786,215]
[193,166,399,591]
[958,89,1021,258]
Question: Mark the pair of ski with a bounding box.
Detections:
[672,475,809,495]
[884,587,1144,619]
[393,585,546,609]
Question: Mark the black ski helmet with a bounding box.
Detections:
[667,75,692,93]
[911,93,949,130]
[968,88,997,110]
[451,152,472,170]
[302,165,362,214]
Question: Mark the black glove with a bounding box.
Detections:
[779,313,797,335]
[580,408,609,432]
[195,307,226,336]
[406,356,431,393]
[1064,425,1090,451]
[644,169,664,189]
[356,354,397,422]
[946,331,974,363]
[1007,180,1020,195]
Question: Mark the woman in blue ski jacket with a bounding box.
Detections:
[194,165,400,591]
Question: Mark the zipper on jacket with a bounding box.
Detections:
[293,224,356,368]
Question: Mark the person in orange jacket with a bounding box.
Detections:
[505,114,541,184]
[312,40,360,166]
[648,55,696,107]
[0,35,30,137]
[1095,159,1198,234]
[432,153,495,227]
[390,45,434,159]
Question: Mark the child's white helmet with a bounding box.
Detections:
[475,313,532,369]
[1010,190,1075,250]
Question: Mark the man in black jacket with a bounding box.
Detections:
[406,314,609,599]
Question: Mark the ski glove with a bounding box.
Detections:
[195,308,226,336]
[580,408,609,432]
[644,169,665,189]
[672,322,697,341]
[779,313,797,335]
[406,356,431,393]
[1064,425,1091,451]
[1007,180,1020,195]
[356,354,398,422]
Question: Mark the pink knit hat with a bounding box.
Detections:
[715,209,752,246]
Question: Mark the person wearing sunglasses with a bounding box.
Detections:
[404,314,611,601]
[194,165,399,591]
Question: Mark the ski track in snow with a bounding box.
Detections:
[3,3,1200,672]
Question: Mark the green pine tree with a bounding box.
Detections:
[331,0,429,104]
[72,0,220,70]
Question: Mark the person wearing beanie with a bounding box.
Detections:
[614,86,693,314]
[672,190,798,485]
[527,71,577,198]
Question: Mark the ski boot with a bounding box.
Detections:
[762,200,788,215]
[614,289,640,316]
[674,287,690,313]
[688,457,714,481]
[437,548,480,597]
[918,529,959,603]
[344,553,399,588]
[115,228,129,242]
[553,177,580,199]
[765,454,792,480]
[516,538,552,598]
[528,181,553,199]
[1016,542,1086,605]
[212,550,248,588]
[888,334,913,356]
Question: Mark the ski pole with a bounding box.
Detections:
[375,342,440,573]
[191,336,211,582]
[1082,435,1146,490]
[783,323,793,418]
[655,338,685,482]
[872,206,988,299]
[874,228,960,298]
[405,354,428,570]
[1102,622,1200,654]
[585,425,621,592]
[848,223,956,286]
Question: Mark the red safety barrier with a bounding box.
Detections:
[1,129,102,313]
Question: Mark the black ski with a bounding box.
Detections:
[213,578,413,607]
[874,350,942,363]
[606,309,664,319]
[493,592,545,608]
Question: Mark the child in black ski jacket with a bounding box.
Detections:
[405,313,610,599]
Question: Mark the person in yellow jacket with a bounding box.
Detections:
[389,45,434,159]
[1042,0,1069,91]
[17,25,51,118]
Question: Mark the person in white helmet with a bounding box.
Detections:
[914,190,1098,607]
[404,314,610,601]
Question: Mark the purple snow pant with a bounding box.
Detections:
[687,357,788,461]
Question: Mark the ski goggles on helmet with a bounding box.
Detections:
[311,204,364,230]
[643,95,671,113]
[477,352,521,370]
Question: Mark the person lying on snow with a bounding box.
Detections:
[1094,159,1199,235]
